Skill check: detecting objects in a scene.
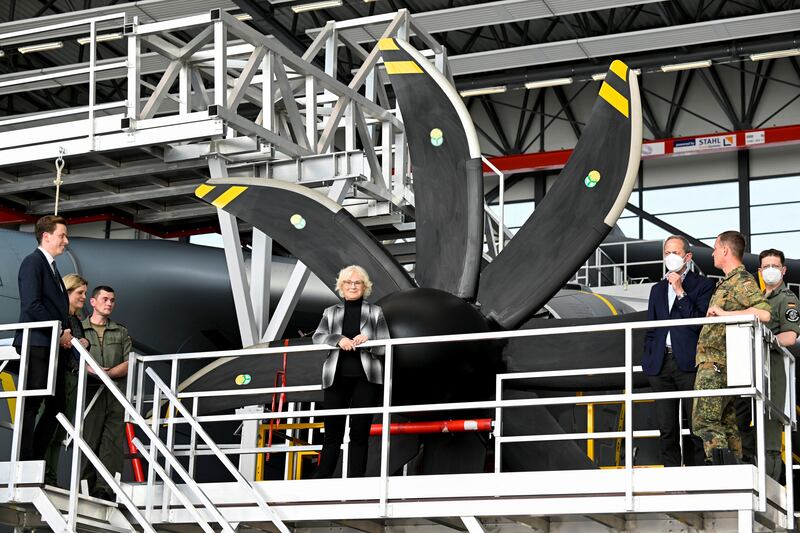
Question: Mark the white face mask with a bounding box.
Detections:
[664,253,685,273]
[761,266,783,286]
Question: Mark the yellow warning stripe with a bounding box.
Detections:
[580,291,619,316]
[609,60,628,82]
[385,60,423,75]
[212,186,248,208]
[378,38,398,51]
[1,372,16,423]
[195,184,215,199]
[599,81,629,118]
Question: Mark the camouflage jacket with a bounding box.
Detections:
[696,265,771,365]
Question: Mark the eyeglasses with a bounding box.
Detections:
[342,280,364,287]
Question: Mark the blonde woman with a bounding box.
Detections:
[312,265,390,478]
[43,273,90,486]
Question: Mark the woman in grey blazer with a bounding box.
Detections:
[312,265,390,478]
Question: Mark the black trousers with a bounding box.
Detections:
[19,346,65,461]
[647,353,705,467]
[316,375,381,478]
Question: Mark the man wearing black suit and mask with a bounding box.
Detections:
[643,235,715,467]
[13,215,74,463]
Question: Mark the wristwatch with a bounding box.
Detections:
[676,292,686,300]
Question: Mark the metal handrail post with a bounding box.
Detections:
[754,325,767,513]
[162,358,180,512]
[379,343,393,516]
[132,437,216,533]
[88,20,96,150]
[135,352,145,415]
[125,352,137,415]
[145,384,160,522]
[785,355,795,526]
[623,241,629,284]
[58,415,157,533]
[67,347,90,530]
[482,156,507,251]
[144,367,290,533]
[69,339,237,533]
[189,398,199,477]
[624,327,634,511]
[494,375,502,474]
[7,328,29,499]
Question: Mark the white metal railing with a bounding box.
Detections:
[1,315,796,529]
[493,315,795,523]
[0,12,128,157]
[0,320,60,499]
[65,338,277,533]
[124,315,795,518]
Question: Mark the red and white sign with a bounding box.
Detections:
[745,130,765,145]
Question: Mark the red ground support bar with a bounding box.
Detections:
[484,124,800,174]
[369,418,493,436]
[125,422,145,483]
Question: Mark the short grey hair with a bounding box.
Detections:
[664,235,691,254]
[335,265,373,298]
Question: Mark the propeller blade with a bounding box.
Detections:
[477,60,643,329]
[379,38,483,299]
[195,178,415,301]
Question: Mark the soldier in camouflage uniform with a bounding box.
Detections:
[692,231,771,464]
[757,249,799,479]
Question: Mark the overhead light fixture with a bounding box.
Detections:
[592,68,640,81]
[234,13,253,21]
[0,51,5,58]
[749,48,800,61]
[18,41,63,54]
[291,0,342,13]
[660,59,712,72]
[76,32,123,45]
[459,85,507,97]
[524,77,572,89]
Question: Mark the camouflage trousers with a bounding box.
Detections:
[692,363,742,460]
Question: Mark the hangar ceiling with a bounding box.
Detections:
[0,0,798,237]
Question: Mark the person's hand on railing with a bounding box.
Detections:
[86,364,109,376]
[338,337,357,351]
[353,334,368,346]
[79,338,90,349]
[706,305,727,317]
[59,328,73,349]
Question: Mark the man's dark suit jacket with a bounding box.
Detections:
[642,269,716,375]
[13,249,69,349]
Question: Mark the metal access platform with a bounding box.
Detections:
[0,314,796,532]
[0,8,434,227]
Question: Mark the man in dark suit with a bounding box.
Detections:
[13,215,73,463]
[643,235,715,467]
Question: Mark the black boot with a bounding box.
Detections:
[711,448,739,465]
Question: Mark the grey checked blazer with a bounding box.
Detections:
[312,300,390,389]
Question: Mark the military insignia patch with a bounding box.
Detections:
[786,308,799,323]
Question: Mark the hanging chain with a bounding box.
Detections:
[53,147,66,216]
